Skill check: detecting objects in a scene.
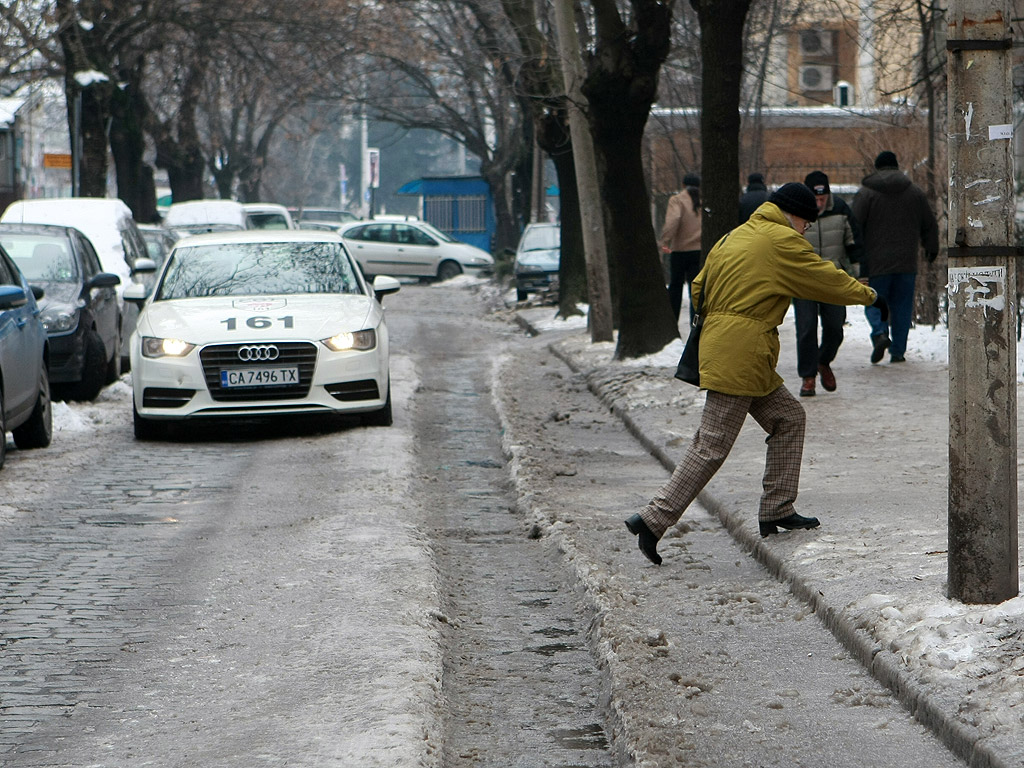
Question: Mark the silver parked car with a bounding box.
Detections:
[337,217,493,281]
[513,222,560,301]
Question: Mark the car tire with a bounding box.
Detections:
[12,364,52,450]
[361,384,393,427]
[133,404,167,440]
[436,260,462,282]
[66,330,106,402]
[517,286,529,302]
[0,387,7,470]
[104,322,122,384]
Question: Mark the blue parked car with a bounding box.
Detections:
[0,243,52,469]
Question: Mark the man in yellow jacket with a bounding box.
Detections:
[626,183,887,565]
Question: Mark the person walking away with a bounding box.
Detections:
[851,151,939,363]
[625,183,888,565]
[794,170,864,396]
[659,173,703,326]
[739,173,769,223]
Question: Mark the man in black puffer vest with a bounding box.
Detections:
[794,170,864,397]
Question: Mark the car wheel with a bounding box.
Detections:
[12,364,52,450]
[104,323,122,384]
[66,330,106,401]
[517,286,529,302]
[360,384,393,427]
[133,404,167,440]
[436,260,462,282]
[0,387,7,470]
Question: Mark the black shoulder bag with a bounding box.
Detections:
[673,284,704,386]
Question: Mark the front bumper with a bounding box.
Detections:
[131,340,389,420]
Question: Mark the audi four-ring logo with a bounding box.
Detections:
[237,345,280,361]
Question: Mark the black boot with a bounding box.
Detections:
[870,333,891,364]
[759,512,820,538]
[625,514,662,565]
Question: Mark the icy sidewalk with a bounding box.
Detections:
[518,304,1024,768]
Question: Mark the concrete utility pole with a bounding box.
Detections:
[551,0,614,343]
[946,0,1019,604]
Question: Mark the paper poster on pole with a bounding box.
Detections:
[947,265,1006,312]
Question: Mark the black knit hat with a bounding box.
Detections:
[875,150,898,169]
[748,172,765,185]
[683,173,701,188]
[804,170,830,195]
[769,182,819,222]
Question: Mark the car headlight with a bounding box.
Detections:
[321,329,377,352]
[141,336,196,358]
[41,308,80,333]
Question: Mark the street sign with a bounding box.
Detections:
[43,153,72,169]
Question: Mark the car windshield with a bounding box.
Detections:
[1,234,79,282]
[157,241,363,300]
[520,226,559,251]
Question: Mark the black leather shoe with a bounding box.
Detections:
[625,514,662,565]
[759,513,820,538]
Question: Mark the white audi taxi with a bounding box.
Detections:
[125,230,399,439]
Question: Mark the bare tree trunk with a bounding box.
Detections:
[71,83,111,198]
[539,117,587,317]
[480,162,521,255]
[582,0,678,358]
[914,0,943,326]
[110,74,158,222]
[148,60,208,203]
[692,0,753,252]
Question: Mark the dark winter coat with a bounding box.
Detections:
[804,194,863,276]
[739,183,769,223]
[851,169,939,277]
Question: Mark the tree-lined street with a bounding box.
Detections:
[0,282,995,766]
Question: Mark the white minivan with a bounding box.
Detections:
[1,197,153,369]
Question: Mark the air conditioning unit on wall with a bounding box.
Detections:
[799,29,834,57]
[799,65,834,92]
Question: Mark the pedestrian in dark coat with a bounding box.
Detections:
[739,173,769,223]
[852,151,939,363]
[794,170,865,397]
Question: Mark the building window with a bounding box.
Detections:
[457,195,487,232]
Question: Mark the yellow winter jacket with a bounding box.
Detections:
[692,202,877,397]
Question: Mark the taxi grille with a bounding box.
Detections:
[200,342,318,401]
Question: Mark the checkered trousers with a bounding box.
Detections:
[638,385,806,537]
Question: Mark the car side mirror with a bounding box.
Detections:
[0,284,28,309]
[373,275,401,302]
[86,272,121,290]
[131,257,158,275]
[123,282,149,304]
[30,284,45,301]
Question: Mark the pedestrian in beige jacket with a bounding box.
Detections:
[626,183,888,564]
[659,173,702,325]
